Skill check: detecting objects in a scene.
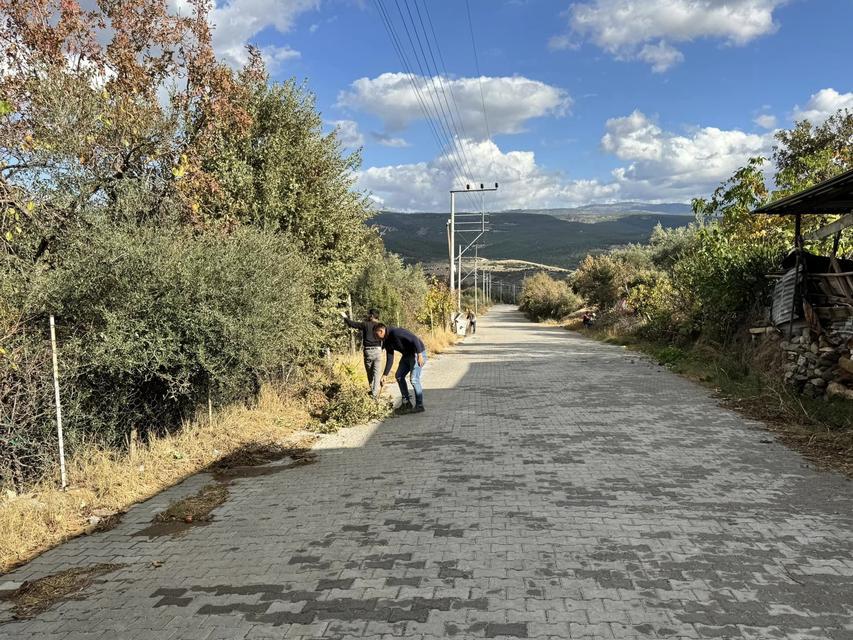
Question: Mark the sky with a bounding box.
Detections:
[189,0,853,211]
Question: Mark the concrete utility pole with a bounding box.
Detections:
[474,246,479,315]
[449,183,498,313]
[457,245,462,314]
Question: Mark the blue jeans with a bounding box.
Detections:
[396,351,427,407]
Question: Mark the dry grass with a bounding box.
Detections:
[423,327,459,355]
[0,384,311,574]
[0,563,124,620]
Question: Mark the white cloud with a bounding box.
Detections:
[360,109,777,210]
[167,0,318,68]
[601,110,666,160]
[637,41,685,74]
[371,132,411,148]
[359,139,617,211]
[329,119,364,148]
[753,113,777,129]
[338,73,571,139]
[602,110,771,200]
[558,0,785,71]
[792,88,853,125]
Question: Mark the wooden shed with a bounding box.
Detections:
[753,168,853,336]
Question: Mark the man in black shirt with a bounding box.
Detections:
[373,323,427,413]
[340,308,384,399]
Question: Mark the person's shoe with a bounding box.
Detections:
[411,405,425,413]
[394,402,413,415]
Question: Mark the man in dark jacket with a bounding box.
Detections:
[373,323,427,413]
[340,308,384,399]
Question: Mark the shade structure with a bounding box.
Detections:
[752,167,853,216]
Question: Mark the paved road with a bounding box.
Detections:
[2,305,853,639]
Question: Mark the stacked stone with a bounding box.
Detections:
[781,328,846,398]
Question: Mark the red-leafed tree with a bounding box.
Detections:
[0,0,249,263]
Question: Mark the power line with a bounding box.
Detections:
[465,0,492,142]
[373,0,456,180]
[410,0,475,179]
[420,0,471,144]
[373,0,466,184]
[393,0,469,182]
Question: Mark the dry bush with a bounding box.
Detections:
[423,327,458,355]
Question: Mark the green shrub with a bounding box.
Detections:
[4,222,316,484]
[351,249,429,329]
[572,254,627,310]
[519,272,584,321]
[668,226,781,339]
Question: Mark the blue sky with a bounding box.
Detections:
[196,0,853,211]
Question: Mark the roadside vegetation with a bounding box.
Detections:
[520,110,853,473]
[0,0,460,571]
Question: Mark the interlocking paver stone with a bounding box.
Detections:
[1,305,852,639]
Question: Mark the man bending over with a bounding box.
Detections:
[373,323,427,414]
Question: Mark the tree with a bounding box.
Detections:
[774,110,853,194]
[205,68,376,309]
[0,0,247,262]
[572,255,626,310]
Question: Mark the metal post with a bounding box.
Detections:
[474,245,478,315]
[347,293,356,354]
[449,192,456,303]
[788,213,803,339]
[49,315,68,490]
[457,245,462,314]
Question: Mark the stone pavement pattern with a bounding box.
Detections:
[2,305,853,640]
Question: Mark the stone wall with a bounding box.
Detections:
[780,327,853,400]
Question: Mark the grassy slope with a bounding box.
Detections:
[374,212,694,268]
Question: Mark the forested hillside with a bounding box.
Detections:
[376,211,693,268]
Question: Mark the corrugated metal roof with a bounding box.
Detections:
[752,167,853,216]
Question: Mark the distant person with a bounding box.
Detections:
[340,308,384,399]
[466,308,477,334]
[373,323,427,413]
[582,313,593,328]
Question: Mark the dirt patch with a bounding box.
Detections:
[134,438,321,538]
[155,482,229,524]
[134,482,228,539]
[89,512,123,534]
[0,563,124,620]
[210,439,316,470]
[210,439,318,481]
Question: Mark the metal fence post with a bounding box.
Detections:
[49,315,68,490]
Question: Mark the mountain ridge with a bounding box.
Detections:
[374,210,693,269]
[379,201,692,217]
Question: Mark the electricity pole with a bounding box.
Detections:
[448,183,498,313]
[474,245,478,315]
[457,245,462,314]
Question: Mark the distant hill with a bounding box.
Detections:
[374,210,694,269]
[502,202,692,220]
